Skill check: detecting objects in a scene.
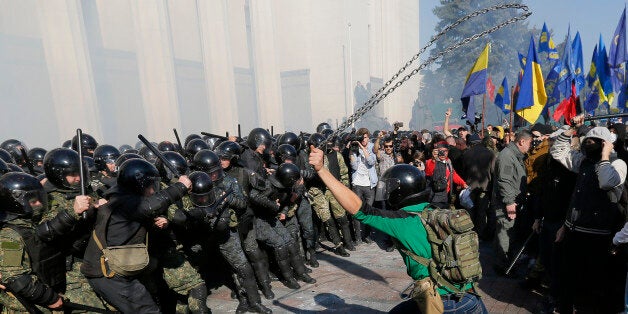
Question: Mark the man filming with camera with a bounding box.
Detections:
[349,128,378,244]
[425,141,468,209]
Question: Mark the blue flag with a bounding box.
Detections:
[572,32,585,95]
[518,52,526,70]
[618,69,628,112]
[587,45,598,88]
[611,7,627,92]
[539,22,559,60]
[546,60,562,107]
[558,26,573,98]
[494,77,510,114]
[597,35,614,102]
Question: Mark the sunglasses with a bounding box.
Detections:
[384,145,393,148]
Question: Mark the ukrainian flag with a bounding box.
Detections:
[494,77,510,114]
[516,36,547,124]
[461,44,490,98]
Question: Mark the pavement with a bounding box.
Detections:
[206,236,546,313]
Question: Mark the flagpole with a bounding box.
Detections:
[510,85,514,131]
[481,94,486,137]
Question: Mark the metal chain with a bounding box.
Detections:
[323,3,531,146]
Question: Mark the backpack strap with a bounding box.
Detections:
[395,240,464,295]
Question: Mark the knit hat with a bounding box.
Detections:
[531,123,552,135]
[434,141,449,149]
[583,126,615,143]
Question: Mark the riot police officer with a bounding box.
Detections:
[81,159,192,313]
[0,172,65,312]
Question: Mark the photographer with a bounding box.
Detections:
[425,141,468,209]
[349,128,378,244]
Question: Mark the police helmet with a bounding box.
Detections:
[275,144,297,164]
[43,148,85,191]
[155,151,188,182]
[192,150,224,182]
[117,159,161,195]
[247,128,272,150]
[93,145,121,172]
[0,172,48,221]
[214,141,242,163]
[188,171,216,207]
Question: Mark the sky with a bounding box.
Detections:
[419,0,626,66]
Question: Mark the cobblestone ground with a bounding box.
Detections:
[206,236,545,313]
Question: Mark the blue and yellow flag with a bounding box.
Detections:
[572,32,585,95]
[597,35,615,103]
[558,26,573,98]
[539,22,559,60]
[546,60,562,107]
[461,43,490,121]
[518,52,526,70]
[611,8,627,92]
[461,44,490,98]
[494,77,510,114]
[584,78,609,114]
[516,36,547,124]
[587,45,598,88]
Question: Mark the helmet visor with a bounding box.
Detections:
[15,189,48,217]
[208,167,225,182]
[190,191,216,207]
[374,178,400,202]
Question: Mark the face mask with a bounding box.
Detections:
[610,133,618,143]
[581,141,603,160]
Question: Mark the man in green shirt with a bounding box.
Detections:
[309,145,487,313]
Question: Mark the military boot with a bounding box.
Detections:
[275,246,300,289]
[250,258,275,300]
[189,285,211,314]
[337,216,355,251]
[287,243,316,284]
[325,220,350,257]
[235,264,269,314]
[306,247,319,268]
[245,283,273,314]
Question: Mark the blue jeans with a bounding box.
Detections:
[389,293,488,314]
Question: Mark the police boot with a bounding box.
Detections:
[275,246,300,289]
[287,243,316,284]
[235,293,250,314]
[325,220,350,257]
[251,260,275,300]
[249,248,275,300]
[189,285,211,314]
[306,247,319,268]
[245,281,273,314]
[337,216,355,251]
[235,264,269,314]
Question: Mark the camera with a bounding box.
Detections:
[347,134,361,155]
[393,122,404,129]
[437,150,446,157]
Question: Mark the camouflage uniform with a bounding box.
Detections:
[39,189,109,312]
[159,183,207,314]
[0,220,54,313]
[324,151,350,219]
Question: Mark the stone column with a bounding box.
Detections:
[196,0,239,134]
[36,0,103,141]
[129,0,180,141]
[248,0,284,132]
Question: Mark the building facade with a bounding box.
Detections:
[0,0,420,147]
